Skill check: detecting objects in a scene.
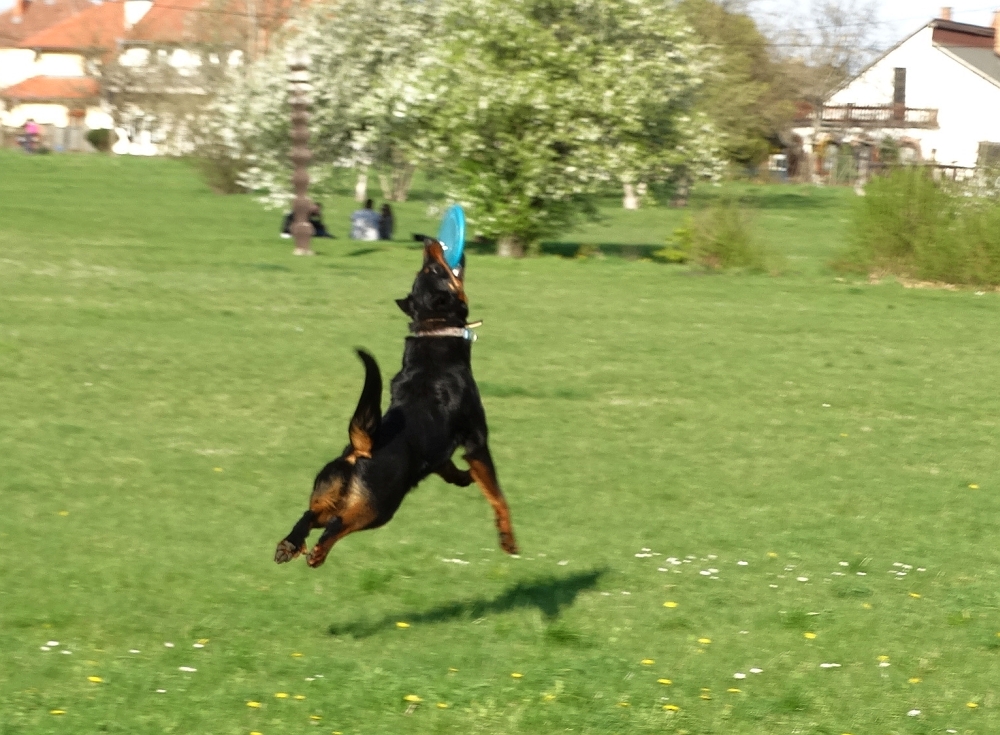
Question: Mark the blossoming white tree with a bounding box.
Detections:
[217,0,721,253]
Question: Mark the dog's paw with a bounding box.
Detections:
[306,545,329,568]
[499,532,519,556]
[274,539,304,564]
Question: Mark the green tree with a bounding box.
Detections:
[412,0,721,254]
[677,0,793,169]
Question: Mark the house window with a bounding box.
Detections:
[893,68,906,106]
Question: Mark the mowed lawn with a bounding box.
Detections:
[2,152,999,735]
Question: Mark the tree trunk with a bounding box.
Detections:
[354,169,368,202]
[392,164,416,202]
[497,235,525,258]
[623,182,639,210]
[670,177,690,208]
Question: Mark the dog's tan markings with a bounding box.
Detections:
[306,488,379,568]
[424,239,468,304]
[348,425,373,460]
[465,456,518,555]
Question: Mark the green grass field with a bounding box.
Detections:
[2,151,999,735]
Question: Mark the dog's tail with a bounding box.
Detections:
[347,348,382,459]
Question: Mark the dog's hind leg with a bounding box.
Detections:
[275,510,317,563]
[463,447,519,556]
[435,458,473,487]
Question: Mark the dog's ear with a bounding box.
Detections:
[396,296,414,317]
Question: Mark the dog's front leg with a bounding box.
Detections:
[307,496,379,568]
[275,510,317,563]
[464,447,519,556]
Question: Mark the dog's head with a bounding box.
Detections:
[396,239,468,327]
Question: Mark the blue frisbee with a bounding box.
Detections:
[437,204,466,270]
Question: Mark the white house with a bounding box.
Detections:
[793,8,1000,173]
[1,0,294,154]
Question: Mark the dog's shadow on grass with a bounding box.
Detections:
[328,569,606,638]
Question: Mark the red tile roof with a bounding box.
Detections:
[0,0,94,47]
[18,0,123,51]
[126,0,206,43]
[0,74,100,101]
[128,0,300,48]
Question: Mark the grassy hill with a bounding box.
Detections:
[1,151,998,734]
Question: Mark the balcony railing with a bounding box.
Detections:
[796,104,939,129]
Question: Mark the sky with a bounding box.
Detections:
[750,0,997,46]
[0,0,996,45]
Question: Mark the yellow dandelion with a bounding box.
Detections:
[804,632,817,640]
[436,702,449,709]
[909,677,922,684]
[840,433,848,437]
[58,511,69,516]
[448,667,459,672]
[246,701,261,708]
[640,659,655,665]
[617,701,631,707]
[294,694,306,700]
[50,709,66,715]
[663,704,680,712]
[697,637,712,644]
[291,652,303,658]
[511,672,523,679]
[663,601,678,608]
[967,702,979,709]
[862,603,873,609]
[403,694,422,703]
[213,467,223,472]
[877,655,890,662]
[969,484,980,489]
[909,592,921,598]
[727,688,741,693]
[700,693,712,700]
[542,694,556,702]
[197,638,209,644]
[275,692,289,699]
[310,715,322,720]
[87,676,103,683]
[396,622,410,629]
[657,678,672,685]
[251,732,263,735]
[767,552,778,558]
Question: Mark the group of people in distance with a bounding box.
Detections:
[280,199,395,242]
[350,199,394,241]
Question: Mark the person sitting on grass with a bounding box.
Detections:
[281,202,335,239]
[378,203,394,241]
[350,199,380,241]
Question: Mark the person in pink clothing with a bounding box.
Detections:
[22,119,40,153]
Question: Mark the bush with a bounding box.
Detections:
[86,128,113,152]
[666,196,768,271]
[188,145,248,194]
[845,167,1000,285]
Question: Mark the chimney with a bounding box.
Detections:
[994,11,1000,55]
[940,7,952,20]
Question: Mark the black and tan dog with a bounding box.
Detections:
[274,240,518,568]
